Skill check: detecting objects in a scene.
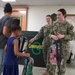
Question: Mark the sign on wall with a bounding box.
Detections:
[18,31,46,67]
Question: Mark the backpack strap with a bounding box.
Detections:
[18,36,28,52]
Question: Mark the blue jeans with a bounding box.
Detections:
[0,49,5,75]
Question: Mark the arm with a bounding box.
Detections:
[4,44,7,52]
[33,27,44,40]
[3,26,11,37]
[63,25,74,41]
[48,24,58,41]
[13,39,30,57]
[3,18,13,37]
[54,23,74,41]
[29,27,44,43]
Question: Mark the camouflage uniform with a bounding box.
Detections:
[33,24,53,68]
[48,21,74,75]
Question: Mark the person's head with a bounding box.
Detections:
[57,8,67,22]
[10,24,21,37]
[4,3,12,15]
[13,19,20,26]
[46,15,52,24]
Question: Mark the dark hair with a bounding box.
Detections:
[4,3,12,13]
[58,8,67,18]
[10,24,21,32]
[13,19,20,26]
[46,15,51,17]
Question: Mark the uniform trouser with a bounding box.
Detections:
[47,49,70,75]
[42,45,51,70]
[0,49,5,75]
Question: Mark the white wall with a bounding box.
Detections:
[27,6,75,31]
[0,7,4,18]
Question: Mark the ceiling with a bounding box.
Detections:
[0,0,75,6]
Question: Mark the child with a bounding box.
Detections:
[3,23,30,75]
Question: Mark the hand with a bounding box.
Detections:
[57,33,65,39]
[51,35,58,40]
[29,38,34,43]
[25,53,30,57]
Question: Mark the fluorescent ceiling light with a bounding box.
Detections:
[2,0,16,2]
[19,10,26,14]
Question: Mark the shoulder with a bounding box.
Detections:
[42,24,51,28]
[13,38,18,42]
[40,25,47,30]
[13,38,18,44]
[54,21,59,25]
[65,21,74,29]
[6,16,13,21]
[53,21,59,26]
[52,21,59,28]
[42,25,47,28]
[1,15,13,22]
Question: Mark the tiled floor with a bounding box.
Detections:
[19,63,75,75]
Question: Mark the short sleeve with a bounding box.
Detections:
[4,18,13,27]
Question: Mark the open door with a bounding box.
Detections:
[11,6,28,31]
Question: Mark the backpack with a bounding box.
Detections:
[18,36,34,75]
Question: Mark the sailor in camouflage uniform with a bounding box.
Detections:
[47,9,74,75]
[29,15,53,75]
